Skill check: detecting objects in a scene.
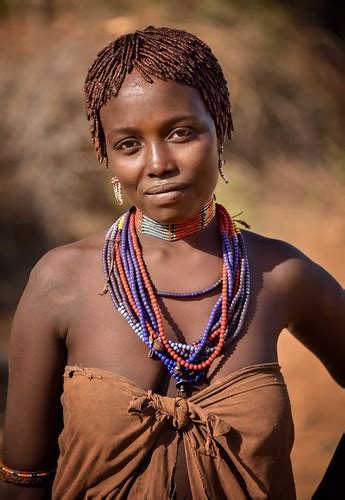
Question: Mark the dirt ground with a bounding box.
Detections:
[1,164,344,499]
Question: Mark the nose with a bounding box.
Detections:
[145,141,177,178]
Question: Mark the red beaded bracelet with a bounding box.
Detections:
[0,463,56,486]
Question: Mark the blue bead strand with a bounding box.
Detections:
[101,204,251,387]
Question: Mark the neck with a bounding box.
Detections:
[136,209,223,259]
[136,197,216,242]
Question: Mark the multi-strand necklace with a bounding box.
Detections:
[102,201,250,397]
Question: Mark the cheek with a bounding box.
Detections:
[105,141,132,179]
[175,137,218,178]
[107,154,140,189]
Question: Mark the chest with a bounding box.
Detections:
[64,250,287,397]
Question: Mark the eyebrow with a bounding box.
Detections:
[107,115,200,137]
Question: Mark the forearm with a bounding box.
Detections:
[0,479,53,500]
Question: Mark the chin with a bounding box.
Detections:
[140,195,209,225]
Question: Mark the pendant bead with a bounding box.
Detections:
[153,338,164,352]
[176,380,189,398]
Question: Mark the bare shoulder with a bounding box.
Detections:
[242,228,343,308]
[13,231,107,340]
[241,229,314,283]
[29,230,106,295]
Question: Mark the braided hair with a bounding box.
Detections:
[85,26,233,165]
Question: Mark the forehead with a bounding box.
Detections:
[99,70,213,129]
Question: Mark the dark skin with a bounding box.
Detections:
[1,72,344,499]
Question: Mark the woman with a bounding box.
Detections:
[1,26,344,499]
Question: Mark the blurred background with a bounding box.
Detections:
[0,0,344,497]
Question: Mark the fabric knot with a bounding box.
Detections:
[128,391,191,430]
[152,392,191,430]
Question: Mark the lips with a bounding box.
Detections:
[144,182,189,195]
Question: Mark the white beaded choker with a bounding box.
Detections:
[135,197,216,241]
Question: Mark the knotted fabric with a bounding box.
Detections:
[127,390,233,459]
[128,391,192,430]
[52,363,296,499]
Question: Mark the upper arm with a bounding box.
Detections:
[2,248,70,474]
[283,248,345,387]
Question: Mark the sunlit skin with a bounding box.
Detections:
[100,71,221,225]
[1,71,344,500]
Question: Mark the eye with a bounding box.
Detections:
[114,138,141,154]
[168,128,194,142]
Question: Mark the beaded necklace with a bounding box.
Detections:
[102,203,250,397]
[136,196,216,241]
[157,278,222,298]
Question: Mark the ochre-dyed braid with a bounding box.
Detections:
[85,26,233,165]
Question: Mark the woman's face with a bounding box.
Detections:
[100,70,220,223]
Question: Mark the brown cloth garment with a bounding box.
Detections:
[52,363,296,499]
